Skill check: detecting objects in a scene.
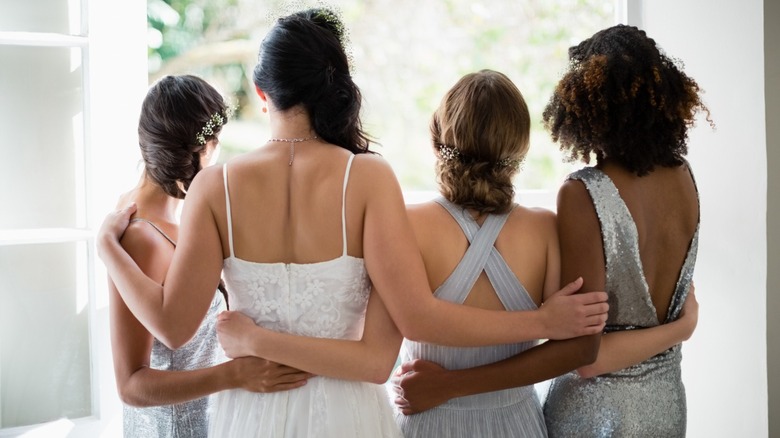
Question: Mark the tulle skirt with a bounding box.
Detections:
[209,376,401,438]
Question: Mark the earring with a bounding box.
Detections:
[262,106,267,113]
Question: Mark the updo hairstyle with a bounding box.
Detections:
[432,70,530,215]
[253,8,371,154]
[542,24,710,175]
[138,75,229,198]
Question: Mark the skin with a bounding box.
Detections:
[98,89,609,387]
[109,140,311,408]
[390,159,700,416]
[391,189,601,415]
[563,159,699,379]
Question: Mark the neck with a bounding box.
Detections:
[268,104,317,140]
[131,174,181,224]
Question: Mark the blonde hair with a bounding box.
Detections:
[432,70,530,214]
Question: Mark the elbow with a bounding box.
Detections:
[576,365,600,379]
[159,336,187,351]
[366,358,396,385]
[393,305,436,344]
[156,327,196,350]
[117,383,148,408]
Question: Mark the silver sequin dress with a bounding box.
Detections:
[543,167,698,438]
[395,197,547,438]
[122,218,226,438]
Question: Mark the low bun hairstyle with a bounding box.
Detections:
[138,75,229,199]
[432,70,530,215]
[253,8,371,154]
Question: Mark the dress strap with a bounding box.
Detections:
[341,155,355,257]
[129,218,176,247]
[222,164,235,258]
[433,197,537,310]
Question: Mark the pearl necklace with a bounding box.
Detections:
[267,136,319,166]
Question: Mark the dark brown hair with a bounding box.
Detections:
[138,75,229,198]
[253,8,373,154]
[543,24,710,175]
[432,70,530,214]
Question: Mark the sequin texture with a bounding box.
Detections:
[122,293,225,438]
[543,167,698,438]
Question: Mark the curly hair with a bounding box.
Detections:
[432,70,530,214]
[543,24,710,175]
[138,75,229,198]
[254,8,373,155]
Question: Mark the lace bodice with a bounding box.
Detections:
[223,256,370,339]
[220,155,371,340]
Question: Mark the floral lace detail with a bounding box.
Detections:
[223,256,372,340]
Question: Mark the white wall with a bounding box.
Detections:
[630,1,768,436]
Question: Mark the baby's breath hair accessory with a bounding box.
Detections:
[195,106,236,145]
[436,143,462,162]
[497,157,524,170]
[437,143,524,170]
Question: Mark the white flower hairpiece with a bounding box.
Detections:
[436,143,524,170]
[195,106,236,145]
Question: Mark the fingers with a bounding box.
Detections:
[267,380,308,391]
[121,202,138,217]
[399,360,417,374]
[551,277,584,298]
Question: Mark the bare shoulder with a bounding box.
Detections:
[508,204,556,230]
[120,221,174,270]
[556,178,593,215]
[184,164,227,208]
[405,201,442,230]
[350,153,397,182]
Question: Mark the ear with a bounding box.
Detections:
[255,86,267,102]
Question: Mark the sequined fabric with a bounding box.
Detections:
[122,292,225,438]
[395,197,546,438]
[543,166,698,438]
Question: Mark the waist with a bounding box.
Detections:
[438,386,537,410]
[401,339,537,371]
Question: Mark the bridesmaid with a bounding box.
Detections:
[110,75,309,437]
[391,70,604,438]
[542,25,707,437]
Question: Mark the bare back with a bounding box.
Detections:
[599,161,699,322]
[212,141,366,264]
[407,200,559,310]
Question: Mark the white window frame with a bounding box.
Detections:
[0,1,147,436]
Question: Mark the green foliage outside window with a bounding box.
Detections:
[147,0,614,192]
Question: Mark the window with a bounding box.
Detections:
[148,0,617,209]
[0,1,146,436]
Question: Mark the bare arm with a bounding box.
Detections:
[359,156,607,346]
[109,225,309,407]
[216,287,402,384]
[393,210,601,414]
[555,179,697,379]
[99,167,228,348]
[99,160,607,350]
[577,288,697,378]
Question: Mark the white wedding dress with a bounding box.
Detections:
[209,156,401,438]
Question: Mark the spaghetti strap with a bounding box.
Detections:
[341,155,355,256]
[222,164,235,258]
[129,218,176,247]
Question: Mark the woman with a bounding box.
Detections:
[387,70,605,438]
[541,25,705,437]
[98,8,609,438]
[110,75,310,437]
